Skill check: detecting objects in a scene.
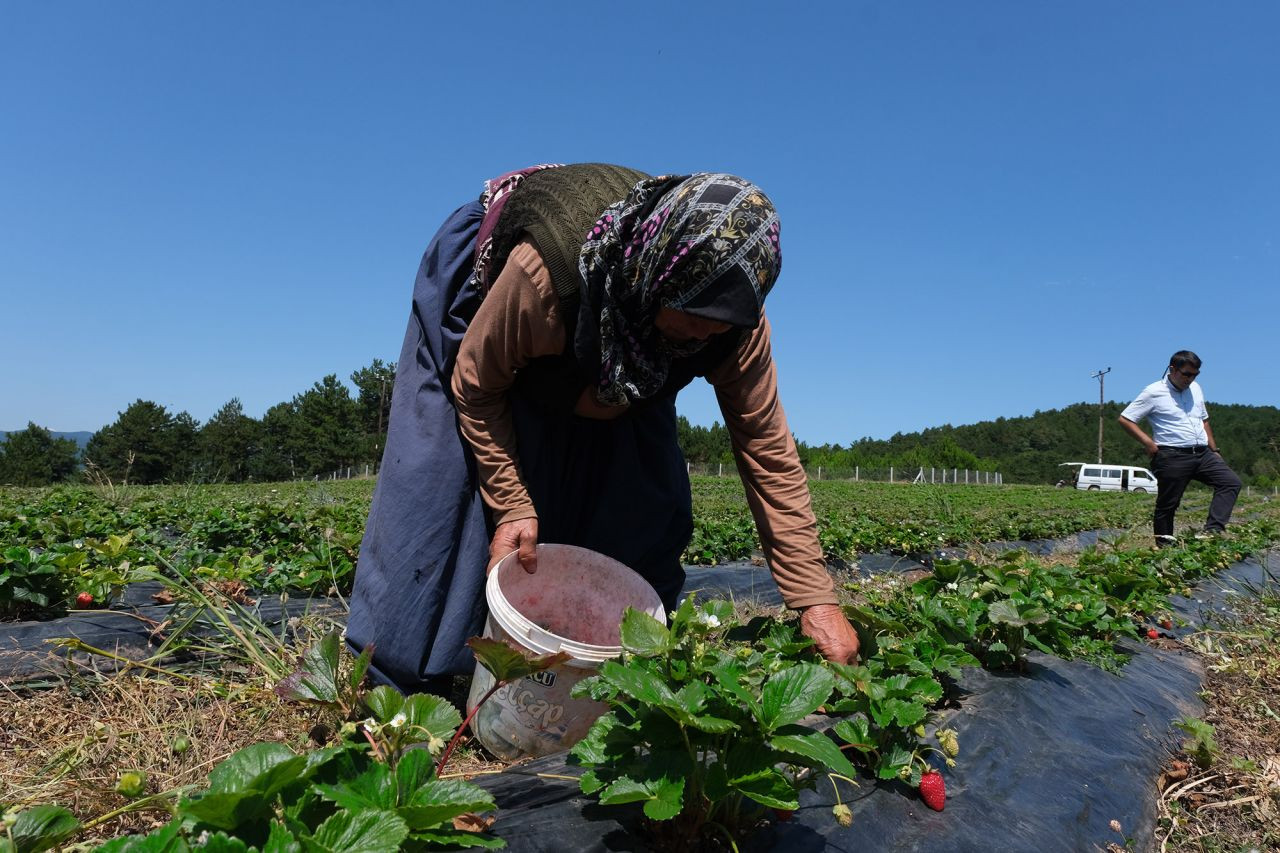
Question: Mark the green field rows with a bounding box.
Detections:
[2,478,1275,622]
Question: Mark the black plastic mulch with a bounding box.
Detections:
[0,581,343,683]
[1,547,1275,851]
[473,552,1275,852]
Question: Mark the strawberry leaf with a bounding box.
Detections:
[397,779,497,830]
[730,767,798,810]
[313,761,395,811]
[619,608,671,655]
[273,631,341,705]
[400,694,462,742]
[348,642,375,695]
[364,685,404,723]
[759,663,833,731]
[305,808,408,852]
[597,660,678,708]
[770,725,860,779]
[2,805,81,853]
[207,743,307,798]
[467,636,569,683]
[262,821,303,853]
[642,777,685,821]
[833,717,874,752]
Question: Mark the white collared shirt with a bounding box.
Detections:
[1121,377,1209,447]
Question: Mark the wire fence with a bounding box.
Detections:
[313,464,1280,495]
[314,464,379,481]
[687,463,1004,486]
[310,462,1004,486]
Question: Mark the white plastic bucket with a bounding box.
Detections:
[466,543,665,761]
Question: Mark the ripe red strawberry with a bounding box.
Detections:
[771,808,794,822]
[919,769,945,811]
[1160,618,1173,630]
[75,592,94,609]
[1146,628,1159,639]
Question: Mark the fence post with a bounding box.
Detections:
[930,467,935,484]
[890,466,894,483]
[718,463,723,477]
[818,466,823,480]
[855,466,859,481]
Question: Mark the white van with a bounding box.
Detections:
[1060,462,1159,493]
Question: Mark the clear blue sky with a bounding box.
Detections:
[3,2,1277,446]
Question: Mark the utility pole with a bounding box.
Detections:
[1091,367,1111,463]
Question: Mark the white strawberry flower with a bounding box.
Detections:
[389,712,407,729]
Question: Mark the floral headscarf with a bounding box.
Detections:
[578,173,782,406]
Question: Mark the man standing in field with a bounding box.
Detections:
[1118,350,1242,546]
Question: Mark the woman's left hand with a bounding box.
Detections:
[799,603,860,665]
[488,518,539,574]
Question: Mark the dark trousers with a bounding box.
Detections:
[1149,447,1242,536]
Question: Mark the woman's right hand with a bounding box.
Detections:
[489,518,539,574]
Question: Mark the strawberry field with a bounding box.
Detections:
[2,480,1279,851]
[0,479,1175,623]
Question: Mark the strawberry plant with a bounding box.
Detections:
[273,629,375,721]
[568,598,863,850]
[0,804,81,853]
[683,515,758,565]
[1,546,71,621]
[825,647,963,786]
[86,682,499,851]
[863,551,1139,671]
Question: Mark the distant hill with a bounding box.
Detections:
[812,402,1280,486]
[0,430,93,450]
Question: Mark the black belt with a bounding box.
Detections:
[1159,445,1208,454]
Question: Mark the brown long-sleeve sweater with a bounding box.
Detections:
[451,238,837,609]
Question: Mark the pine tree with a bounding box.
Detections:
[199,398,262,482]
[83,400,179,484]
[0,423,79,485]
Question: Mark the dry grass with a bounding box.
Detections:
[0,671,317,843]
[0,668,505,847]
[1155,584,1280,853]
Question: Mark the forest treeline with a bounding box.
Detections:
[679,401,1280,487]
[1,361,395,486]
[4,366,1278,488]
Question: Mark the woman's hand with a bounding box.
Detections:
[799,603,860,665]
[489,518,539,574]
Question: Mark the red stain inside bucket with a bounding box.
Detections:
[498,546,661,646]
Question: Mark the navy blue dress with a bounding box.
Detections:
[346,203,700,692]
